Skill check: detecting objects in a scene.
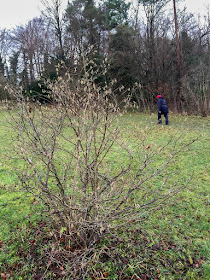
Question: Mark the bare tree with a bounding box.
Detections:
[11,22,39,85]
[173,0,182,112]
[0,28,10,65]
[140,1,170,83]
[41,0,65,61]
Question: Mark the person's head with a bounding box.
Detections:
[156,95,162,99]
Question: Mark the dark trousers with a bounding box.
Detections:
[158,112,169,125]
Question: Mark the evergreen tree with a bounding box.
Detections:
[9,51,19,85]
[102,0,131,30]
[109,25,138,90]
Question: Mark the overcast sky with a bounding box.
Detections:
[0,0,209,29]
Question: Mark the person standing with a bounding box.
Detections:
[157,95,169,125]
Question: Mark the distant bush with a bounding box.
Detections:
[24,79,52,103]
[0,75,10,100]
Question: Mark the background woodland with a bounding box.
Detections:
[0,0,209,115]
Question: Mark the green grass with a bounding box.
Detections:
[0,108,209,279]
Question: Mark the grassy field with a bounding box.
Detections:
[0,108,209,279]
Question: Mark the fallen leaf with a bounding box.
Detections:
[103,272,108,277]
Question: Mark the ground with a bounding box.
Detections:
[0,109,209,279]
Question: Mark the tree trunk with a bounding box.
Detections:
[173,0,182,112]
